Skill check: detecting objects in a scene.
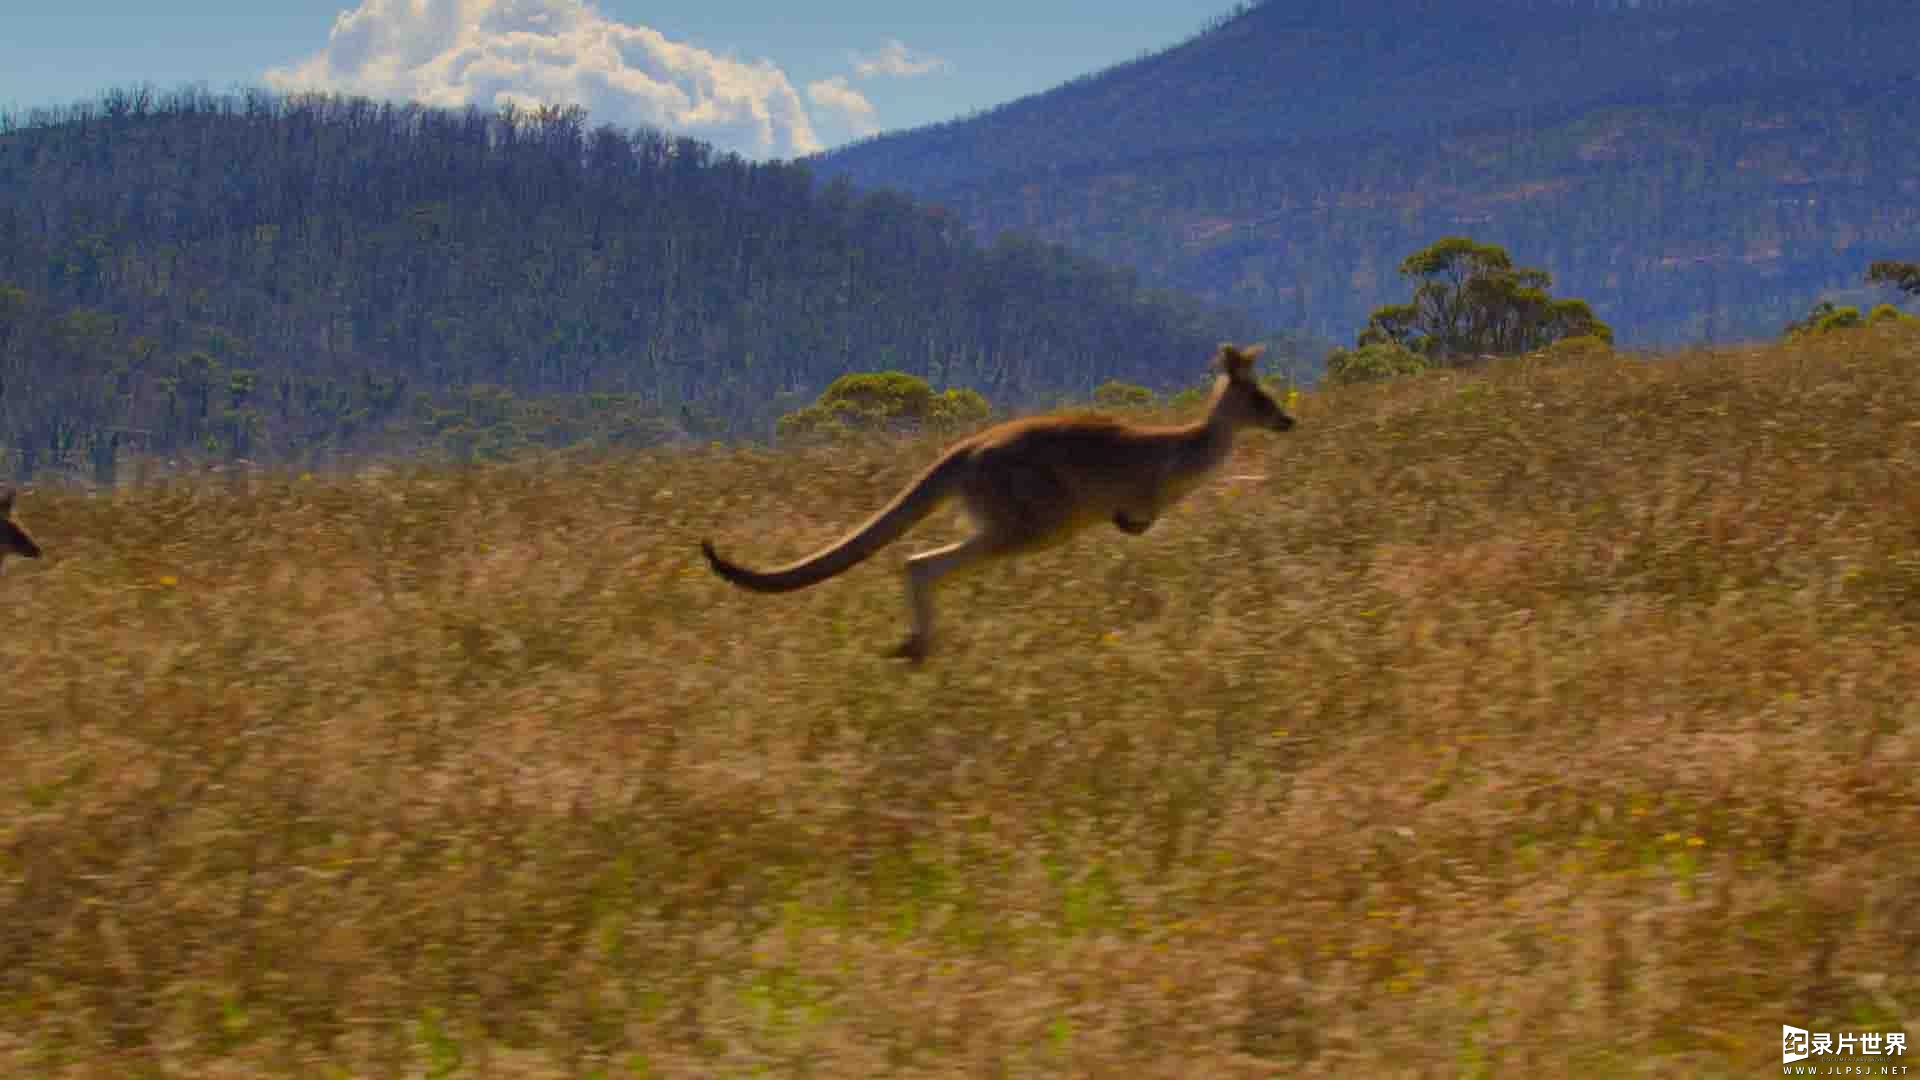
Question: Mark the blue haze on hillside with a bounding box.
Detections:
[812,0,1920,347]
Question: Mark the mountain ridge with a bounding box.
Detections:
[811,0,1920,346]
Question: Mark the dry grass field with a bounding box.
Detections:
[3,329,1919,1077]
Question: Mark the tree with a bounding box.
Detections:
[1867,260,1920,298]
[1355,237,1611,365]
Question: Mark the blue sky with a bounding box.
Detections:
[0,1,1233,159]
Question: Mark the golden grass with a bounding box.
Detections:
[4,328,1920,1076]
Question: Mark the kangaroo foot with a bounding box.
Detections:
[887,635,931,663]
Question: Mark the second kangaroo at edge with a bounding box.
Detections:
[0,486,42,571]
[701,342,1297,661]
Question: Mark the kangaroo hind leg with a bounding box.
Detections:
[889,533,1004,662]
[890,462,1077,661]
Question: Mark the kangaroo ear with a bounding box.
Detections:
[1215,343,1259,378]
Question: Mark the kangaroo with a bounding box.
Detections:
[0,486,43,570]
[701,343,1296,660]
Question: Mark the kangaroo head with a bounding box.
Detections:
[1209,343,1296,433]
[0,487,42,562]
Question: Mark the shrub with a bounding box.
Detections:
[1166,384,1211,411]
[1785,300,1865,338]
[1543,334,1613,362]
[1091,380,1157,409]
[1324,341,1428,385]
[776,371,990,442]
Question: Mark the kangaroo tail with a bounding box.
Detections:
[701,445,971,594]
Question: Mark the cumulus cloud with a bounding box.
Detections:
[849,38,952,80]
[805,76,878,141]
[265,0,823,158]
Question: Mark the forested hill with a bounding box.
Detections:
[815,0,1920,194]
[810,0,1920,347]
[0,89,1259,482]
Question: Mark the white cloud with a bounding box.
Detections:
[265,0,823,158]
[849,38,952,80]
[805,76,878,140]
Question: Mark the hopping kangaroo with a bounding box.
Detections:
[701,343,1296,660]
[0,487,43,570]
